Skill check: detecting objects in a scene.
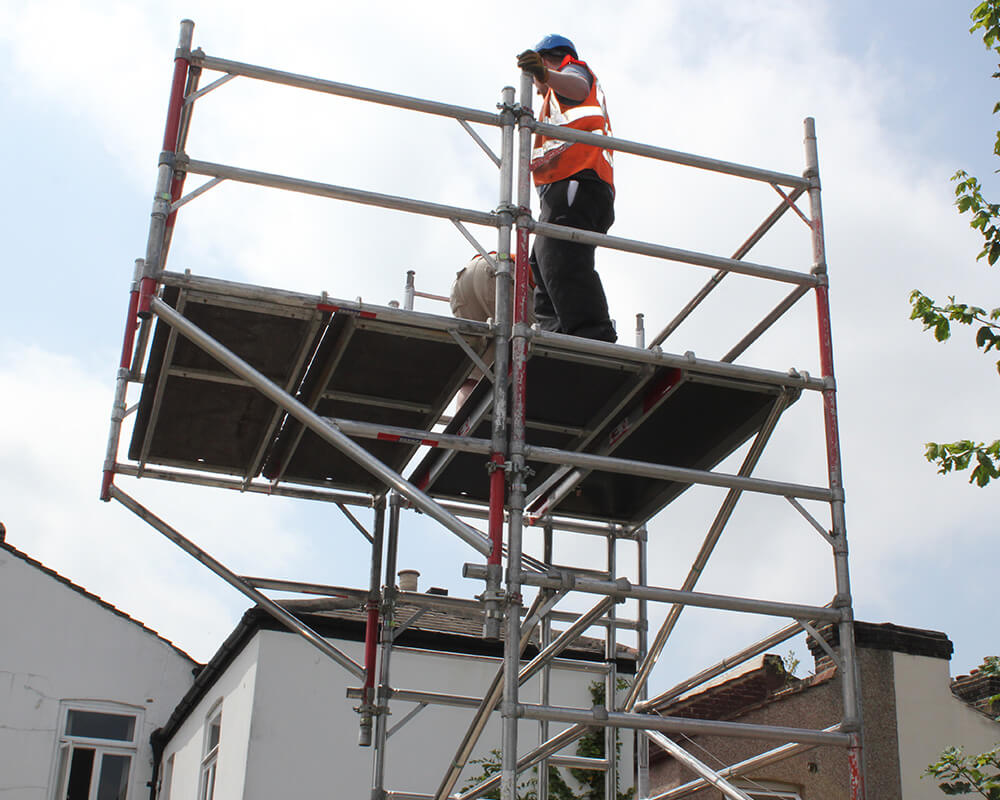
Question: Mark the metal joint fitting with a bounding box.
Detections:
[591,706,609,721]
[174,46,192,61]
[158,150,176,169]
[832,592,853,609]
[484,459,505,475]
[840,715,861,733]
[173,152,190,173]
[501,701,520,718]
[558,570,576,591]
[189,47,206,64]
[512,321,534,340]
[507,591,523,605]
[614,577,632,599]
[480,590,506,608]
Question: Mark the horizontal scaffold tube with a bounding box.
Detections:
[516,703,851,747]
[528,329,829,392]
[192,53,502,126]
[243,576,640,631]
[346,687,481,709]
[185,159,500,227]
[529,219,818,287]
[114,463,373,506]
[327,416,833,502]
[150,297,492,557]
[529,120,810,189]
[463,564,843,623]
[158,270,492,338]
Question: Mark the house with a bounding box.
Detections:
[647,621,1000,800]
[154,572,637,799]
[0,525,197,800]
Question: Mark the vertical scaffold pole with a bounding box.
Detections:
[372,493,401,800]
[538,525,554,800]
[484,85,518,639]
[139,19,194,319]
[359,496,387,747]
[605,533,618,800]
[101,259,145,500]
[803,117,865,800]
[501,68,536,800]
[635,528,650,799]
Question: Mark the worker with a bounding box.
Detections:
[450,252,536,405]
[517,35,617,343]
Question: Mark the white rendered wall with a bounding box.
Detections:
[0,547,195,800]
[160,635,261,800]
[165,627,631,799]
[254,629,625,799]
[893,652,1000,799]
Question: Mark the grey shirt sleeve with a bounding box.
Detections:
[554,62,594,106]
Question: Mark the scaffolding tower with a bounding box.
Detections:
[102,20,865,800]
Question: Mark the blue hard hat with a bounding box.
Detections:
[534,34,578,58]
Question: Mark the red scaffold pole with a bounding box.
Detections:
[805,117,865,800]
[138,20,194,318]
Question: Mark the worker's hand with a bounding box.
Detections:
[517,50,549,82]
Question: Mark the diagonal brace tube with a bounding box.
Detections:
[648,732,833,800]
[455,723,591,800]
[518,596,616,685]
[643,731,752,800]
[109,485,365,680]
[625,394,789,708]
[150,297,491,556]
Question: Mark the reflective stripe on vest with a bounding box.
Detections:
[530,57,614,188]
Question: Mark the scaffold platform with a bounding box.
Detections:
[127,276,801,526]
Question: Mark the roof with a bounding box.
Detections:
[0,529,197,664]
[155,588,637,748]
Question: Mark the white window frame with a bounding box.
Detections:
[198,702,222,800]
[50,700,143,800]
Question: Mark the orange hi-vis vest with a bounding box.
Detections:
[530,56,614,188]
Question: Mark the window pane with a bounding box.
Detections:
[206,717,221,753]
[96,754,131,800]
[66,710,136,742]
[66,747,95,800]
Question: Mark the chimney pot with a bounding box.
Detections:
[398,569,420,592]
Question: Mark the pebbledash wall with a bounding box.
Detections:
[0,533,196,800]
[157,610,634,799]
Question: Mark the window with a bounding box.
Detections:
[52,703,140,800]
[199,705,222,800]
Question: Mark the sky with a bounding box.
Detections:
[1,0,998,710]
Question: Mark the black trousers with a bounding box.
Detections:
[529,176,617,342]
